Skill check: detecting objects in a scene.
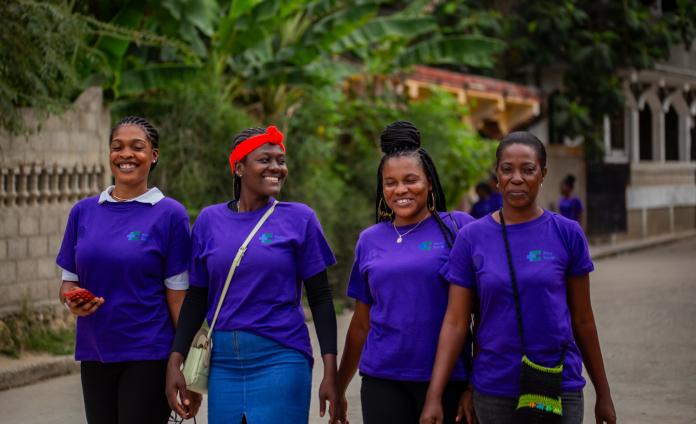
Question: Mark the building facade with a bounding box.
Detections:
[0,87,110,314]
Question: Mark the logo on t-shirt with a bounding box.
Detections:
[126,231,149,242]
[258,232,286,244]
[527,249,555,262]
[418,241,446,251]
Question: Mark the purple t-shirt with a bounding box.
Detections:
[488,191,503,211]
[347,211,474,381]
[442,210,593,396]
[189,200,336,365]
[559,196,583,223]
[56,196,191,362]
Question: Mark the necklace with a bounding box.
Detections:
[111,190,143,202]
[392,215,429,243]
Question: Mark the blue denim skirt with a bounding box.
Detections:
[208,330,312,424]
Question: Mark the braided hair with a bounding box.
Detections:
[230,127,266,200]
[375,121,456,248]
[110,116,160,171]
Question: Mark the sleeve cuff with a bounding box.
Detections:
[165,271,190,290]
[346,287,372,305]
[60,267,79,282]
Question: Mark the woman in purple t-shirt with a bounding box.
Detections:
[166,126,341,424]
[56,116,192,423]
[421,132,616,424]
[559,174,583,225]
[337,121,474,424]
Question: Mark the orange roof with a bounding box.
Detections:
[410,65,541,102]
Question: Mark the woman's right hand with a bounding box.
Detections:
[166,353,200,419]
[336,393,349,424]
[59,281,104,317]
[419,396,444,424]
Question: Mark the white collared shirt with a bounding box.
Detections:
[60,186,189,290]
[98,185,165,205]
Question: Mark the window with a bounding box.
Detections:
[639,107,653,161]
[665,106,679,161]
[691,121,696,161]
[610,110,625,151]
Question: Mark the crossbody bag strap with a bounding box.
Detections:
[499,208,527,356]
[500,209,568,363]
[206,200,279,338]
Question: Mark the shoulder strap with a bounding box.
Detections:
[500,208,567,362]
[207,200,278,337]
[499,208,526,356]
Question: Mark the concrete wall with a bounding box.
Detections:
[0,87,110,315]
[609,163,696,243]
[626,163,696,237]
[537,145,587,227]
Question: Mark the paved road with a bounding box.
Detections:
[1,238,695,423]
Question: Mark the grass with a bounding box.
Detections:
[0,301,75,358]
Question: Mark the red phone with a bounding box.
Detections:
[64,287,96,303]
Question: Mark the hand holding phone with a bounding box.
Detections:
[62,286,104,317]
[64,287,96,303]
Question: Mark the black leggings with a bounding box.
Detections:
[81,360,171,424]
[360,374,468,424]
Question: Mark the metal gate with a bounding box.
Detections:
[586,163,630,235]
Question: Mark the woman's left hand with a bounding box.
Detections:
[319,375,342,423]
[595,394,616,424]
[456,387,476,423]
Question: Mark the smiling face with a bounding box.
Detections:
[496,143,547,210]
[109,125,157,187]
[236,143,288,198]
[382,154,432,225]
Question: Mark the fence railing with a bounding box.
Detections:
[0,164,106,206]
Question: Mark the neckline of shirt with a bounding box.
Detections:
[389,211,454,231]
[98,186,164,205]
[484,209,550,231]
[224,197,277,218]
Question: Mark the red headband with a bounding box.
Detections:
[229,125,286,173]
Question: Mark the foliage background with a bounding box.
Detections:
[3,0,694,297]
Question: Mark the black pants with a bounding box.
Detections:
[361,374,468,424]
[81,360,171,424]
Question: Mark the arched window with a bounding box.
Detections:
[665,106,679,161]
[691,120,696,161]
[639,107,653,161]
[610,109,625,151]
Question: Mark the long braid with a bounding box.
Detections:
[375,121,456,248]
[230,127,265,200]
[418,149,456,248]
[110,116,160,170]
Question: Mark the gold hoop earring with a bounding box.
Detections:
[378,198,393,220]
[428,191,436,212]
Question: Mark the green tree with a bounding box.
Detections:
[431,0,696,158]
[0,1,87,133]
[87,0,502,120]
